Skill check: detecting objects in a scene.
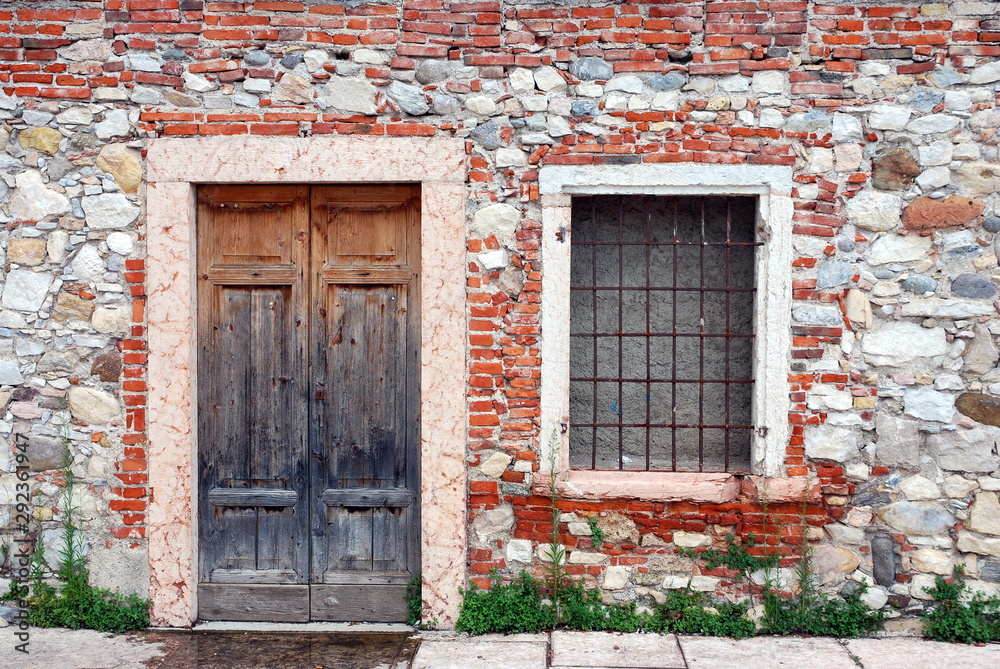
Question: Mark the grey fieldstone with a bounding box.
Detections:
[431,93,460,115]
[570,57,613,81]
[244,50,271,66]
[875,414,920,466]
[415,60,451,85]
[876,502,956,536]
[906,113,961,134]
[951,274,996,299]
[470,121,502,150]
[871,535,896,587]
[964,324,999,375]
[386,81,429,116]
[908,89,945,113]
[791,304,841,326]
[902,274,937,294]
[163,47,189,61]
[816,260,854,289]
[280,52,303,69]
[27,435,66,471]
[981,559,1000,583]
[571,101,596,116]
[785,110,831,133]
[983,216,1000,233]
[648,71,687,91]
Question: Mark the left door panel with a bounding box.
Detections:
[197,185,311,621]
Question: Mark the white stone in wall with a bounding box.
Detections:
[916,166,952,191]
[759,108,784,128]
[68,387,121,425]
[919,140,954,166]
[834,144,862,172]
[807,384,854,412]
[509,68,535,93]
[845,190,901,232]
[899,475,941,501]
[127,54,162,72]
[106,232,134,256]
[81,193,140,230]
[845,289,873,328]
[944,475,979,498]
[825,523,865,544]
[324,78,377,115]
[605,75,643,94]
[479,451,512,478]
[0,360,24,386]
[70,244,104,282]
[672,531,711,548]
[1,270,54,312]
[832,113,863,143]
[243,78,271,93]
[904,387,955,422]
[465,95,497,116]
[506,539,532,563]
[900,298,994,319]
[182,72,216,93]
[751,70,786,95]
[968,492,1000,536]
[9,170,70,222]
[928,427,1000,472]
[862,321,946,366]
[533,66,566,92]
[806,147,834,173]
[906,114,961,134]
[92,307,130,334]
[956,531,1000,557]
[791,304,841,326]
[911,549,953,575]
[970,61,1000,85]
[55,107,93,126]
[576,83,602,97]
[868,104,911,130]
[59,39,111,62]
[547,116,571,137]
[956,162,1000,194]
[302,49,330,72]
[804,424,858,462]
[472,203,519,247]
[602,565,630,590]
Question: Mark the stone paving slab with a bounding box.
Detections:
[6,628,165,669]
[847,637,1000,669]
[677,635,857,669]
[411,638,548,669]
[550,631,685,668]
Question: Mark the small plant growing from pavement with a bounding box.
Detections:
[922,566,1000,644]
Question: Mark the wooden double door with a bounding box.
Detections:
[196,184,420,622]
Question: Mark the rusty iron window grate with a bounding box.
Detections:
[568,195,760,473]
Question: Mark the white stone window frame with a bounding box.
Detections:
[539,164,794,502]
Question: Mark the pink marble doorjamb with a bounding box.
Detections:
[145,136,468,627]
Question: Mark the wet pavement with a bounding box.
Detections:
[5,626,1000,669]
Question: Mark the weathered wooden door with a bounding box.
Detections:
[197,184,420,622]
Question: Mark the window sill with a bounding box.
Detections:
[533,471,820,504]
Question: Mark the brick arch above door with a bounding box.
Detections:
[144,136,468,627]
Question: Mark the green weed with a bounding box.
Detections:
[922,568,1000,644]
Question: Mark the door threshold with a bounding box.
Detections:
[190,621,416,633]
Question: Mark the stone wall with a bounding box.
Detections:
[0,0,999,624]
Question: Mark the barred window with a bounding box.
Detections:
[568,195,760,472]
